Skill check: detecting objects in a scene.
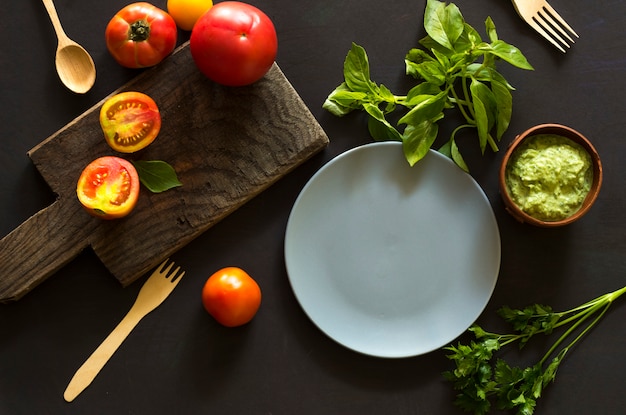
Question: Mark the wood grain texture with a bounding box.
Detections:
[0,41,329,302]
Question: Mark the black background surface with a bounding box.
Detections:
[1,1,625,414]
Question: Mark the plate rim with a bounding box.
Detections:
[284,142,501,358]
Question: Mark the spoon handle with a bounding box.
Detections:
[41,0,69,43]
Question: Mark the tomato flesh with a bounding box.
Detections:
[100,92,161,153]
[105,2,178,68]
[190,2,278,86]
[76,156,140,219]
[202,267,262,327]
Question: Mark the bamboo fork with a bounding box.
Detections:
[510,0,579,52]
[63,259,184,402]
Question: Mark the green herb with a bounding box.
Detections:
[444,285,626,415]
[323,0,533,171]
[132,160,182,193]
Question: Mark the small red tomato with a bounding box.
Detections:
[76,156,140,219]
[105,2,178,68]
[100,91,161,153]
[202,267,262,327]
[190,1,278,86]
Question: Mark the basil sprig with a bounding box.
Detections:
[323,0,533,171]
[132,160,182,193]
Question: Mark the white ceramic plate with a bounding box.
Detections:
[284,142,501,358]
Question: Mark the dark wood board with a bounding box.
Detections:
[0,41,329,302]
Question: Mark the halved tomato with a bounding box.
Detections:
[99,91,162,153]
[76,156,140,219]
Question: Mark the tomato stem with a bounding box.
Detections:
[128,20,151,42]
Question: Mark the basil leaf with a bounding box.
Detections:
[367,116,402,142]
[402,120,439,166]
[479,40,534,70]
[378,84,397,113]
[405,60,447,85]
[343,43,377,93]
[424,0,464,50]
[323,0,534,171]
[363,103,403,141]
[132,160,182,193]
[490,79,513,139]
[453,23,483,53]
[470,81,489,153]
[398,92,447,126]
[450,138,469,172]
[406,82,444,103]
[323,83,368,116]
[485,16,498,42]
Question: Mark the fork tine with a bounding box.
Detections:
[169,266,185,283]
[160,259,175,276]
[157,258,184,283]
[538,8,575,43]
[534,14,571,51]
[527,18,567,53]
[543,3,579,38]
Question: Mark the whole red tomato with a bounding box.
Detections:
[76,156,140,219]
[190,1,278,86]
[201,267,262,327]
[100,91,161,153]
[105,2,178,68]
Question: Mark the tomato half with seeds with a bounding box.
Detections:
[105,2,177,68]
[76,156,140,219]
[100,91,161,153]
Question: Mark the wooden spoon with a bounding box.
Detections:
[41,0,96,94]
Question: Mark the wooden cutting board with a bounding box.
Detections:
[0,41,329,302]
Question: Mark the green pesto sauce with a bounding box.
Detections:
[505,134,593,221]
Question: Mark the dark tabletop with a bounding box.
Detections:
[1,0,625,414]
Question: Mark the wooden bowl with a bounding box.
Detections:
[499,124,602,227]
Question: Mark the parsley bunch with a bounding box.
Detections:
[444,285,626,415]
[323,0,533,171]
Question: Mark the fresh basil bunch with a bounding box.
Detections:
[323,0,533,171]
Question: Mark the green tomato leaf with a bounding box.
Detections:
[132,160,182,193]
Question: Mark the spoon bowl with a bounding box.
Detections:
[42,0,96,94]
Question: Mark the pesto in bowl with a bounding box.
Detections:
[505,134,593,222]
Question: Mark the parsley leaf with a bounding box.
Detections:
[443,285,626,414]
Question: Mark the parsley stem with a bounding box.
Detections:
[540,285,626,366]
[539,300,609,366]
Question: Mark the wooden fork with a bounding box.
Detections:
[63,259,184,402]
[510,0,579,52]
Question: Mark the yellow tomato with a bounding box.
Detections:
[167,0,213,31]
